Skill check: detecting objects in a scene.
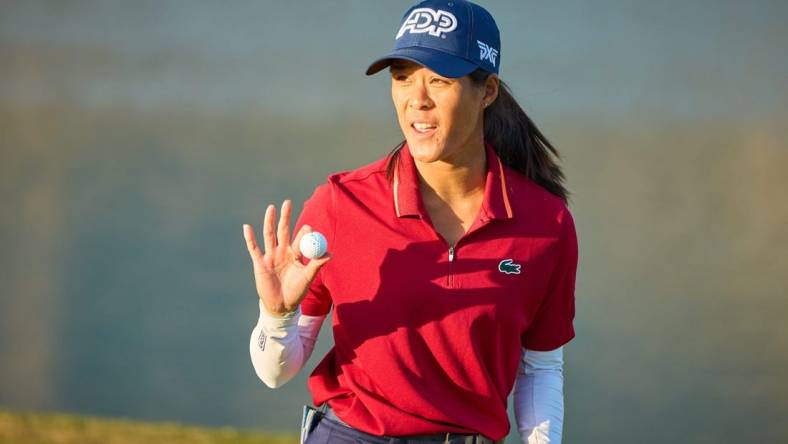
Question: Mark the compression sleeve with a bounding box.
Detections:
[513,346,565,444]
[249,299,326,388]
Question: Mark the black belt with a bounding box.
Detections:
[403,432,501,443]
[323,406,502,444]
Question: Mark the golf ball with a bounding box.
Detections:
[299,231,327,259]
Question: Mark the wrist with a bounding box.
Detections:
[259,300,301,327]
[268,308,298,318]
[259,300,298,318]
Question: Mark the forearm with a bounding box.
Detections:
[249,299,325,388]
[514,347,565,444]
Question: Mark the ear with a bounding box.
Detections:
[482,74,500,108]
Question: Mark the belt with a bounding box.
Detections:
[323,405,502,444]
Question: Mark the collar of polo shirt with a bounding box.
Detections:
[392,141,514,221]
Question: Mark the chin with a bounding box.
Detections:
[405,139,445,163]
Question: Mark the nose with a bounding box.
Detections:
[408,83,433,110]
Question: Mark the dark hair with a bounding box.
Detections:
[384,68,569,203]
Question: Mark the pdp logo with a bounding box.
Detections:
[396,8,458,39]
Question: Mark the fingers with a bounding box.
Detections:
[302,252,332,283]
[242,224,263,262]
[277,200,292,257]
[262,203,276,254]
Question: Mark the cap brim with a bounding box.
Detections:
[365,46,478,78]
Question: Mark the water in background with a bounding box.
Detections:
[1,1,786,443]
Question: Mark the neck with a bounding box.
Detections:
[413,141,487,206]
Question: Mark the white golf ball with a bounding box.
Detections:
[299,231,327,259]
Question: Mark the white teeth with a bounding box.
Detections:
[413,123,436,130]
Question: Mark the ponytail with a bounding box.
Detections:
[385,69,569,203]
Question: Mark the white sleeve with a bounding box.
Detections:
[249,299,326,388]
[513,346,565,444]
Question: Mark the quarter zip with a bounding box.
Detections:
[444,216,495,288]
[447,245,455,287]
[424,212,494,288]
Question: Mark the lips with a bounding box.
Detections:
[410,121,438,136]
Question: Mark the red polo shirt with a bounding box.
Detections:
[293,142,578,440]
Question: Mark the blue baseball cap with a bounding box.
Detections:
[365,0,501,78]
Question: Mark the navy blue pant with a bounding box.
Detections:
[305,416,490,444]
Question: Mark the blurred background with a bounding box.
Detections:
[1,1,786,443]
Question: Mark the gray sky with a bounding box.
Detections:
[1,0,786,120]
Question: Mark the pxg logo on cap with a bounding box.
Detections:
[477,40,498,66]
[396,8,458,39]
[365,0,501,78]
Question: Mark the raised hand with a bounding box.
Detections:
[243,200,331,317]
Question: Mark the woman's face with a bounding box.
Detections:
[390,60,494,165]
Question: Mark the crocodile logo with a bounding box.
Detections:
[498,259,521,274]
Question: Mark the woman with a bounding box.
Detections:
[243,1,578,443]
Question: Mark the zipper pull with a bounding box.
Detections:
[448,246,455,262]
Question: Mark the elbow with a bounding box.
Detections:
[260,374,287,389]
[251,358,294,389]
[248,323,308,389]
[254,367,290,389]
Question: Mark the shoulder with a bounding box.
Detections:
[502,164,574,235]
[304,154,391,207]
[316,155,392,201]
[327,155,390,186]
